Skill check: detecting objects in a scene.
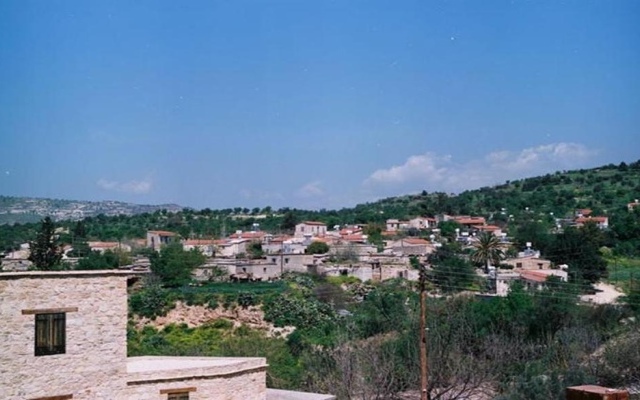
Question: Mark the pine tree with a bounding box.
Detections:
[28,217,63,270]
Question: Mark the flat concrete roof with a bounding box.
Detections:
[128,356,265,373]
[127,356,267,384]
[0,269,148,280]
[267,389,336,400]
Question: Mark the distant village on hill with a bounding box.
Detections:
[0,195,183,225]
[2,161,640,399]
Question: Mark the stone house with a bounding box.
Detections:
[88,241,132,254]
[234,261,281,280]
[408,217,436,230]
[387,238,433,256]
[146,230,178,250]
[182,239,218,257]
[266,253,320,274]
[0,270,334,400]
[385,219,409,232]
[262,236,308,255]
[503,256,552,270]
[294,221,327,238]
[494,269,568,296]
[218,239,249,258]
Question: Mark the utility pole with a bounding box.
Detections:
[419,262,428,400]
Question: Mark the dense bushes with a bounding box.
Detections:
[128,270,640,398]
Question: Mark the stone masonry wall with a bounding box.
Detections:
[0,272,129,399]
[126,368,267,400]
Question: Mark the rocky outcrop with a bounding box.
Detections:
[133,301,295,337]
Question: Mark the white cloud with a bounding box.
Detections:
[239,189,284,201]
[365,154,450,185]
[364,142,597,195]
[296,181,325,198]
[97,178,153,194]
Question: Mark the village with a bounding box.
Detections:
[2,187,639,399]
[2,205,629,303]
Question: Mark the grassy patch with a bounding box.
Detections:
[606,257,640,292]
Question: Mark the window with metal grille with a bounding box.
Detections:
[35,313,66,356]
[167,393,189,400]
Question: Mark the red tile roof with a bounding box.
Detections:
[148,230,177,236]
[403,238,430,245]
[453,216,486,225]
[343,234,366,242]
[229,231,266,239]
[519,270,550,283]
[183,239,217,246]
[575,216,608,223]
[478,225,500,231]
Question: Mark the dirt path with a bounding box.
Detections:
[580,282,625,305]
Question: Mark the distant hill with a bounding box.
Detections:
[1,159,638,232]
[0,196,184,225]
[343,160,640,222]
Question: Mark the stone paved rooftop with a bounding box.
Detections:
[127,356,265,373]
[266,388,336,400]
[0,269,147,279]
[127,356,267,384]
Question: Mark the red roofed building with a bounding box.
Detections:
[519,269,567,285]
[575,216,609,229]
[628,199,640,212]
[575,208,593,217]
[476,225,503,237]
[452,216,486,228]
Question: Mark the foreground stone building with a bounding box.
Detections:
[0,270,333,400]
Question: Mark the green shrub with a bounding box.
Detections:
[129,283,175,319]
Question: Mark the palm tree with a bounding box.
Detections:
[471,232,504,273]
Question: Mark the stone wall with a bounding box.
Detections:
[0,271,130,399]
[126,357,267,400]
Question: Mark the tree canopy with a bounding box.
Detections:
[28,217,63,270]
[150,242,205,287]
[306,241,329,254]
[471,232,504,272]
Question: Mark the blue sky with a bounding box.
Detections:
[1,1,638,210]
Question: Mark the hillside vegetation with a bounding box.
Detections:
[1,160,639,254]
[4,160,640,398]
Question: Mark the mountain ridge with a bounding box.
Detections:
[0,195,184,225]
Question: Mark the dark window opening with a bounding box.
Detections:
[35,313,66,356]
[167,393,189,400]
